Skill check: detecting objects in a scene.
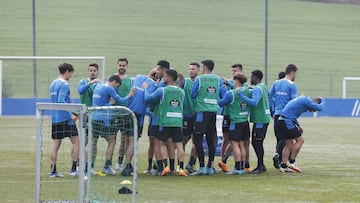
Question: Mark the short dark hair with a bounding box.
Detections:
[157,60,170,69]
[285,64,297,75]
[252,69,263,80]
[233,73,247,85]
[278,71,286,79]
[231,63,243,71]
[89,63,99,70]
[117,58,128,64]
[190,62,200,68]
[108,74,121,85]
[201,59,214,71]
[58,63,74,74]
[166,69,178,81]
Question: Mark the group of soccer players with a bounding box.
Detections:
[49,58,325,178]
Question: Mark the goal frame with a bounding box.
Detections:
[342,77,360,98]
[35,102,87,203]
[86,106,139,203]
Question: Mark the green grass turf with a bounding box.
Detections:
[1,0,360,98]
[0,117,359,202]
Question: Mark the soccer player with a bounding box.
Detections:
[190,59,226,175]
[239,70,271,174]
[218,63,244,173]
[269,71,286,118]
[141,68,162,174]
[92,75,136,175]
[115,58,134,172]
[181,62,200,174]
[218,73,250,175]
[77,63,100,175]
[49,63,79,177]
[269,64,298,169]
[278,96,325,172]
[145,69,187,176]
[143,60,170,175]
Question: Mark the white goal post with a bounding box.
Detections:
[0,56,106,115]
[342,77,360,98]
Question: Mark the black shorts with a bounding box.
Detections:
[158,127,183,143]
[118,113,144,137]
[251,123,269,141]
[183,116,195,136]
[91,120,118,138]
[229,121,250,142]
[222,115,230,133]
[51,121,78,139]
[278,120,302,140]
[148,125,159,137]
[194,112,216,135]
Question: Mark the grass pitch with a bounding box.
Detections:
[0,0,360,98]
[0,117,359,202]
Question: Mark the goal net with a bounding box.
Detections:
[85,106,138,203]
[35,103,138,203]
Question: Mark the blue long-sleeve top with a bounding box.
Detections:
[280,96,325,123]
[239,86,262,107]
[218,90,234,107]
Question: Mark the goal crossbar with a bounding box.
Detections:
[342,77,360,98]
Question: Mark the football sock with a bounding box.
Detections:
[118,156,124,164]
[163,159,168,167]
[280,162,287,168]
[147,158,153,169]
[156,160,164,172]
[50,164,57,173]
[105,159,112,167]
[240,161,245,170]
[170,159,175,171]
[222,154,229,164]
[252,140,265,167]
[179,161,184,169]
[71,161,77,171]
[245,162,250,169]
[235,161,241,170]
[188,155,195,166]
[289,159,295,164]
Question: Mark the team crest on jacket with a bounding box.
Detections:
[170,99,180,108]
[207,86,216,94]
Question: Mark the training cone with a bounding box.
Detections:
[120,180,132,185]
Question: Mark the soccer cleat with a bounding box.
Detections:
[102,166,116,175]
[161,166,171,176]
[251,165,267,174]
[186,164,196,174]
[190,167,207,176]
[226,169,245,175]
[244,168,253,174]
[151,170,161,176]
[288,163,302,173]
[90,168,97,176]
[218,161,230,172]
[116,163,124,172]
[69,170,79,176]
[178,169,188,176]
[143,168,151,174]
[273,153,280,169]
[280,166,294,173]
[49,172,64,178]
[207,167,216,175]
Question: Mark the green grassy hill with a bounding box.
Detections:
[1,0,359,98]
